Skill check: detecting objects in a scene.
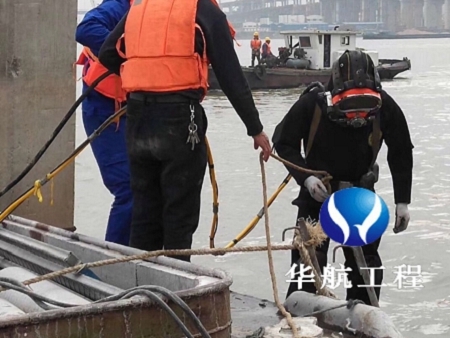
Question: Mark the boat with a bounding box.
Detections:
[0,214,405,337]
[208,29,411,91]
[377,57,412,80]
[0,214,252,337]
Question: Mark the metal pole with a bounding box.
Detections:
[333,245,380,307]
[350,246,380,307]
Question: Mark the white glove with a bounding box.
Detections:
[393,203,410,233]
[304,176,329,203]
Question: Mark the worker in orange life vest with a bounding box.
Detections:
[75,0,133,246]
[98,0,272,262]
[261,37,275,60]
[250,32,261,67]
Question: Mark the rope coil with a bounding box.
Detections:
[292,227,336,299]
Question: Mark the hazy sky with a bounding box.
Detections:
[78,0,320,9]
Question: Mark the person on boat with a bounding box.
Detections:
[74,0,133,247]
[261,37,275,59]
[261,37,276,67]
[250,32,261,67]
[97,0,272,262]
[272,50,413,306]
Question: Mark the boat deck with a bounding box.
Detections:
[230,292,281,337]
[0,216,397,338]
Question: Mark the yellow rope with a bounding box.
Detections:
[33,180,43,203]
[259,153,301,338]
[225,174,292,248]
[224,153,333,249]
[206,137,219,249]
[0,107,127,223]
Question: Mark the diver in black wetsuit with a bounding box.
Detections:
[273,50,414,305]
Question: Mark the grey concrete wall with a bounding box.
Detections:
[0,0,77,230]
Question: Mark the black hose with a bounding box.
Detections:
[94,285,211,338]
[0,281,81,309]
[0,282,193,338]
[110,289,196,338]
[0,278,210,338]
[0,277,52,310]
[301,299,365,317]
[0,70,113,199]
[0,106,126,219]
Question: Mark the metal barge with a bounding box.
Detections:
[208,30,411,91]
[0,215,405,338]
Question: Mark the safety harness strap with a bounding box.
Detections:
[305,103,322,159]
[370,112,382,168]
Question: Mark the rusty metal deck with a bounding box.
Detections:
[0,215,402,338]
[0,215,234,337]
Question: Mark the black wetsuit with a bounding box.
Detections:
[98,0,264,262]
[273,87,413,305]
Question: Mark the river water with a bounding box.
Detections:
[73,26,450,337]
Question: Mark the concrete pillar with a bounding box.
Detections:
[0,1,76,229]
[401,0,424,28]
[320,0,335,23]
[400,0,411,28]
[335,0,341,22]
[347,0,361,22]
[414,0,426,27]
[362,0,377,22]
[377,0,382,22]
[445,0,450,29]
[424,0,444,28]
[381,0,402,31]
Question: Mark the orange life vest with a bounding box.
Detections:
[262,42,271,55]
[75,0,134,105]
[116,0,237,101]
[251,39,261,49]
[75,48,127,103]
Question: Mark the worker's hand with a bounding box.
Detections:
[393,203,410,234]
[304,176,329,203]
[253,131,271,162]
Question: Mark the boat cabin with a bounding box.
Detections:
[279,30,379,70]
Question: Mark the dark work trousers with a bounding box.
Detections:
[286,187,383,306]
[125,96,208,262]
[251,51,261,67]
